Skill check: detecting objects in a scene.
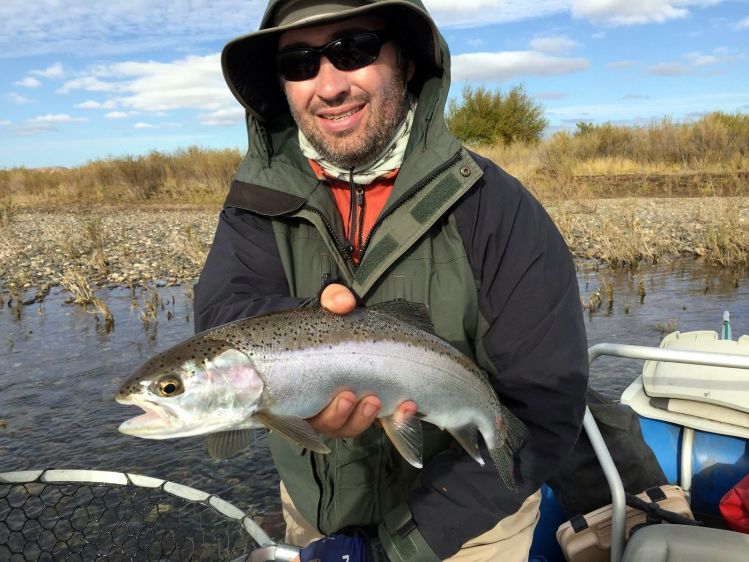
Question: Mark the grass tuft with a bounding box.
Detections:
[59,269,114,331]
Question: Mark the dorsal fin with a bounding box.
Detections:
[369,300,436,335]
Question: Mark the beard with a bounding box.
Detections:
[287,68,410,170]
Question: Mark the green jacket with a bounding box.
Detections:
[195,1,588,559]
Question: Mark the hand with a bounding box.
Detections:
[292,528,388,562]
[312,284,417,439]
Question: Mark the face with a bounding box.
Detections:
[279,16,414,169]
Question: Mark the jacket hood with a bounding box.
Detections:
[222,0,443,122]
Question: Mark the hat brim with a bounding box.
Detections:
[222,1,442,121]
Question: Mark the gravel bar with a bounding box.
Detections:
[0,198,747,298]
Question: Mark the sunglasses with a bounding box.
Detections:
[276,30,394,81]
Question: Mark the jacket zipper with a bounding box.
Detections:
[346,169,357,257]
[359,150,463,260]
[356,186,365,251]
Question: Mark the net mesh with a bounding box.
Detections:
[0,472,259,561]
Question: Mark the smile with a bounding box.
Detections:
[318,104,364,121]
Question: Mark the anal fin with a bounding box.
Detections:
[381,412,424,469]
[206,429,254,460]
[255,412,331,454]
[447,424,485,466]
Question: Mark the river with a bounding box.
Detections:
[1,259,747,545]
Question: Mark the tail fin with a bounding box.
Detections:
[489,404,528,490]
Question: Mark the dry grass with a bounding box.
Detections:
[1,146,240,207]
[181,224,210,268]
[701,198,749,268]
[597,210,663,268]
[471,111,749,202]
[138,283,164,328]
[59,269,114,331]
[0,197,17,229]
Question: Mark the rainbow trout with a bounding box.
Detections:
[116,302,526,488]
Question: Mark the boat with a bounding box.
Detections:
[3,331,748,561]
[529,330,749,562]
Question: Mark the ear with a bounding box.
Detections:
[407,60,415,82]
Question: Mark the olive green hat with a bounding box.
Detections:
[222,0,443,121]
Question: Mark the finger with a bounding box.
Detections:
[330,395,381,438]
[395,400,418,419]
[320,284,357,315]
[307,391,357,434]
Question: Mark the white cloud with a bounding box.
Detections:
[650,48,741,76]
[8,92,31,104]
[571,0,721,26]
[59,55,232,115]
[648,63,692,75]
[30,62,64,79]
[607,60,638,69]
[13,113,85,136]
[535,91,569,100]
[14,123,57,136]
[424,1,572,28]
[0,120,11,126]
[0,1,266,58]
[75,100,118,109]
[686,49,741,66]
[687,52,720,65]
[58,76,122,94]
[452,51,589,82]
[736,16,749,29]
[30,114,85,123]
[0,0,734,61]
[105,112,130,119]
[548,91,748,124]
[0,0,575,55]
[15,77,42,88]
[199,107,244,126]
[530,35,578,54]
[134,122,154,129]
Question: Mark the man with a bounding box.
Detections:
[195,0,588,560]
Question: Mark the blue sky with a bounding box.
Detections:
[1,0,748,169]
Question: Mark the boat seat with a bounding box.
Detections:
[622,524,749,562]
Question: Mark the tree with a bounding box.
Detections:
[446,84,548,145]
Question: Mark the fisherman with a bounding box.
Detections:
[194,0,589,560]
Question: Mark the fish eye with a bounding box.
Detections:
[154,377,183,397]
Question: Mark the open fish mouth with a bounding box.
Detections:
[117,402,177,437]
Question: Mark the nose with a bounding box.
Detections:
[314,56,351,102]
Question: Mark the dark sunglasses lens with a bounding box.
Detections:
[276,32,385,81]
[328,33,381,70]
[277,50,319,81]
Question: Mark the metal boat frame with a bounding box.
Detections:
[585,343,749,562]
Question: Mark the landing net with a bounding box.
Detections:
[0,469,272,561]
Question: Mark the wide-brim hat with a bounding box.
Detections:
[222,0,443,122]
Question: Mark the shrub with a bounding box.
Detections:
[446,84,548,145]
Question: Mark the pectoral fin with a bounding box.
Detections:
[381,412,423,469]
[447,424,485,466]
[206,429,254,460]
[255,412,331,454]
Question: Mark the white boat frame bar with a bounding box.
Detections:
[585,343,749,562]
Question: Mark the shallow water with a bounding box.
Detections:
[0,259,747,541]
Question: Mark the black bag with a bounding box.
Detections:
[548,388,668,517]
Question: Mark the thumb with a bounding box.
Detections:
[320,283,357,315]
